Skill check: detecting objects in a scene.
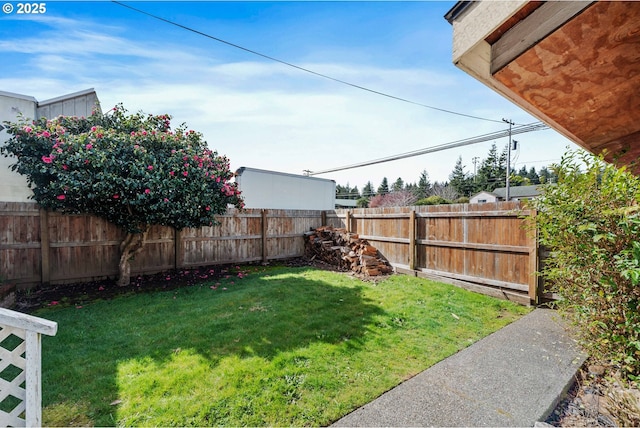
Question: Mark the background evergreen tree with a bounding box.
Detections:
[377,177,389,195]
[392,177,404,192]
[449,156,474,197]
[362,181,375,198]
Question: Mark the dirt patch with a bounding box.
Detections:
[545,361,639,427]
[14,257,388,313]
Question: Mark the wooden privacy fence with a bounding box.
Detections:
[0,202,322,288]
[325,201,539,305]
[1,201,540,304]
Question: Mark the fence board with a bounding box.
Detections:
[1,201,538,304]
[335,201,538,304]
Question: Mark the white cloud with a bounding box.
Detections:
[0,7,578,192]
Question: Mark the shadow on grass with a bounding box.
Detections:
[38,267,386,425]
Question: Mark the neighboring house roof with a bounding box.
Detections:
[445,1,640,175]
[335,198,358,208]
[470,185,543,202]
[470,191,497,198]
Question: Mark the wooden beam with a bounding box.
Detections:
[491,1,594,74]
[419,268,529,293]
[261,209,268,264]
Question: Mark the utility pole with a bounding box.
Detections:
[472,156,479,182]
[502,118,514,201]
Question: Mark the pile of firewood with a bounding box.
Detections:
[304,226,393,276]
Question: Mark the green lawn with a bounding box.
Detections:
[36,265,530,426]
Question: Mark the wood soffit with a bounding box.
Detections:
[488,1,640,173]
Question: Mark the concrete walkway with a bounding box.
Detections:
[332,308,586,427]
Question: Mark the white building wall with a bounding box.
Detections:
[0,91,37,202]
[235,167,335,210]
[0,89,100,202]
[470,191,498,204]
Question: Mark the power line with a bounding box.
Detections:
[309,122,549,176]
[112,1,506,124]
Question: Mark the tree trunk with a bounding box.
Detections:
[117,226,150,286]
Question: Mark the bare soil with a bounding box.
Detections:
[13,257,372,313]
[545,361,639,427]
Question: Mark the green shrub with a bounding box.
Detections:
[529,150,640,380]
[415,196,450,206]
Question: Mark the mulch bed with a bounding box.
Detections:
[13,257,376,313]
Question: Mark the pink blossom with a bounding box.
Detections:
[23,125,33,133]
[57,194,66,200]
[41,131,51,138]
[62,165,68,170]
[145,189,151,194]
[42,155,53,164]
[91,126,97,132]
[171,149,176,154]
[205,206,210,211]
[216,177,221,183]
[142,131,147,136]
[147,165,153,170]
[164,198,169,202]
[131,131,136,136]
[85,144,93,150]
[113,194,119,199]
[169,171,175,177]
[183,171,188,177]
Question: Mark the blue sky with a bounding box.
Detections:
[0,1,578,191]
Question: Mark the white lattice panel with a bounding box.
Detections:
[0,325,27,426]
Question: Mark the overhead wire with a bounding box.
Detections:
[112,1,508,124]
[308,122,549,176]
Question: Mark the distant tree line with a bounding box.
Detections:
[335,143,558,208]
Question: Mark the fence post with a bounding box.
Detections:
[528,210,539,305]
[39,209,50,285]
[261,209,268,264]
[174,228,183,269]
[321,210,327,227]
[345,210,351,233]
[409,209,416,271]
[0,308,57,427]
[25,330,42,427]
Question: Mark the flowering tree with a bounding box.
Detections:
[1,105,243,286]
[368,190,417,208]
